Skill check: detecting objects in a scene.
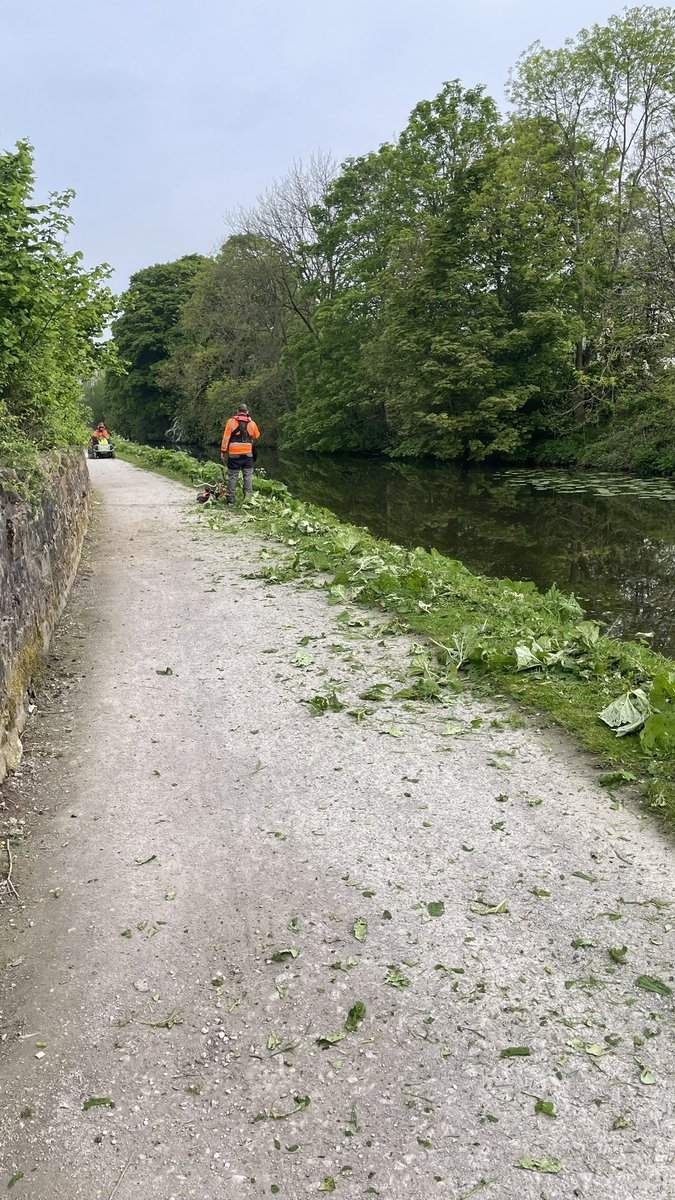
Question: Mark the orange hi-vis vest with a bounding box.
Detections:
[221,414,260,459]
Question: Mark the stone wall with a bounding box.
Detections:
[0,452,90,782]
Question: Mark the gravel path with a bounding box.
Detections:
[0,459,673,1200]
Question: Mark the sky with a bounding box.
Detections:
[1,0,634,291]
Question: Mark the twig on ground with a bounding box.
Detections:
[1,835,19,899]
[108,1155,134,1200]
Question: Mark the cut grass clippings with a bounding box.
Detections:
[115,439,675,826]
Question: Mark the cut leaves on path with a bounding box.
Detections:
[385,967,412,989]
[534,1098,558,1117]
[458,1182,497,1200]
[271,947,300,963]
[471,898,509,916]
[638,1063,657,1086]
[316,1032,347,1049]
[148,1011,183,1030]
[608,945,628,964]
[345,1001,366,1032]
[306,691,345,716]
[515,1156,563,1174]
[252,1096,311,1122]
[635,974,672,996]
[353,917,368,943]
[294,651,315,667]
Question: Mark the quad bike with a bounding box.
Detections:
[88,436,115,460]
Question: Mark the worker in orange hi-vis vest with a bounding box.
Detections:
[220,404,261,504]
[91,421,110,445]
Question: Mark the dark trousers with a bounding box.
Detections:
[227,458,254,501]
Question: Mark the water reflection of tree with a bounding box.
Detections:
[260,451,675,653]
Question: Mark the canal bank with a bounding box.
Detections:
[115,440,675,825]
[185,444,675,657]
[0,457,673,1200]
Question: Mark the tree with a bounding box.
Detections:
[228,152,337,338]
[159,234,294,445]
[105,255,207,442]
[156,158,339,449]
[83,372,108,426]
[288,82,573,459]
[0,141,115,476]
[509,5,675,423]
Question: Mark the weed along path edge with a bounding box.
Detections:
[0,458,673,1200]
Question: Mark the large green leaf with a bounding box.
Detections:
[640,673,675,756]
[599,690,650,736]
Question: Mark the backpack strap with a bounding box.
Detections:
[230,418,249,442]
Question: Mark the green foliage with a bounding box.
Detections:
[544,385,675,475]
[83,372,108,426]
[104,255,208,442]
[158,235,294,446]
[369,89,573,458]
[640,673,675,757]
[0,141,115,485]
[508,5,675,430]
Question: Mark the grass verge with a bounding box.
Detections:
[115,437,675,825]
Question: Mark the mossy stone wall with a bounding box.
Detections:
[0,452,90,782]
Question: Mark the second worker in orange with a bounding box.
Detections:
[221,404,261,504]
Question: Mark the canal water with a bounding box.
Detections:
[200,446,675,657]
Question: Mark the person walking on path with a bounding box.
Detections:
[221,405,261,504]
